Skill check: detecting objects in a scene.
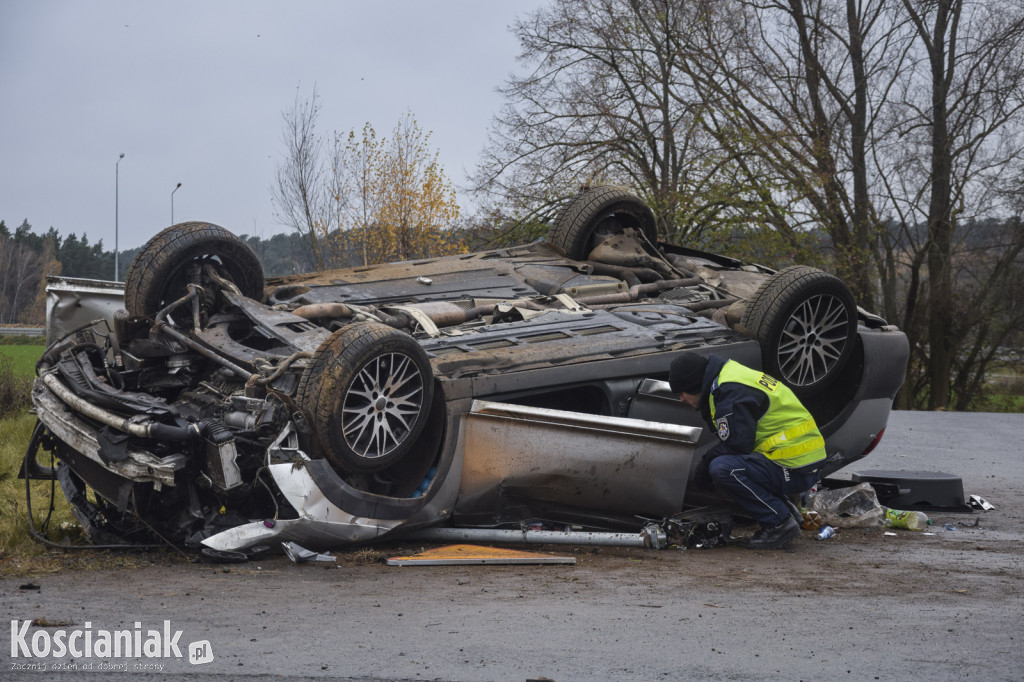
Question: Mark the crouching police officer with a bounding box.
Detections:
[669,352,826,550]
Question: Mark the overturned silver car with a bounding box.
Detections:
[27,187,908,553]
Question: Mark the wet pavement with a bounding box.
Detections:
[3,410,1023,681]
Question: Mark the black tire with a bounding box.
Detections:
[297,322,434,474]
[124,222,264,321]
[547,186,658,260]
[741,265,857,396]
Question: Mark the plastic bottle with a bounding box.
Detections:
[884,508,929,531]
[815,525,835,541]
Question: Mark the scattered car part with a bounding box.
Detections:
[663,506,734,549]
[969,495,995,511]
[404,526,661,549]
[852,469,971,512]
[281,541,336,563]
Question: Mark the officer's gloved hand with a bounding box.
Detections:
[694,454,715,491]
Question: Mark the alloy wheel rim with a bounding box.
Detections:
[776,294,850,386]
[341,352,425,460]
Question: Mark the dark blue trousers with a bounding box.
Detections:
[708,453,818,526]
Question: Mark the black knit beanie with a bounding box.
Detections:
[669,353,709,394]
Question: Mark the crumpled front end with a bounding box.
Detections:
[28,323,455,553]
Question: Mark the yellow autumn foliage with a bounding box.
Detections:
[331,113,463,265]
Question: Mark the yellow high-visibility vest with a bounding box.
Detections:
[709,360,826,468]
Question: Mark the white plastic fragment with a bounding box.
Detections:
[969,494,995,511]
[281,541,336,563]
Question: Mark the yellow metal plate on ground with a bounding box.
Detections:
[387,544,576,566]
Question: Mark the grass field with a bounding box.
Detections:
[980,374,1024,411]
[0,343,85,565]
[0,333,45,346]
[0,411,85,559]
[0,345,40,420]
[0,343,171,572]
[0,343,45,376]
[0,410,171,574]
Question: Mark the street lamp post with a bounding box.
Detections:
[171,182,182,224]
[115,153,124,281]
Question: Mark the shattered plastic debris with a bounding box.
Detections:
[806,482,885,528]
[281,542,336,563]
[969,494,995,511]
[663,508,733,549]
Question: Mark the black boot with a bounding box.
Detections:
[747,515,800,550]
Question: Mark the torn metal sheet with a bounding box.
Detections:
[201,462,405,552]
[457,400,699,519]
[45,276,125,345]
[387,544,576,566]
[281,541,336,563]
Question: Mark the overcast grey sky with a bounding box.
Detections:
[0,0,543,253]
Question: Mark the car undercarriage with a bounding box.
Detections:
[25,186,908,555]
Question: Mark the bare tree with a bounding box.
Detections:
[472,0,804,253]
[272,85,330,271]
[895,0,1024,408]
[337,114,462,265]
[274,89,462,269]
[667,0,922,307]
[688,0,1024,408]
[480,0,1024,409]
[0,236,42,324]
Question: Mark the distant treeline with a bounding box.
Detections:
[0,218,317,325]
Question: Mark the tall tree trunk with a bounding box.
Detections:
[845,0,875,311]
[921,1,955,410]
[789,0,865,302]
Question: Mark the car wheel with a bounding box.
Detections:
[741,265,857,396]
[548,186,658,261]
[124,222,264,322]
[297,322,435,474]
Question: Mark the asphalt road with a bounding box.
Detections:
[3,410,1023,681]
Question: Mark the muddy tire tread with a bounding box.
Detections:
[743,266,829,342]
[297,322,434,473]
[742,265,857,394]
[124,222,263,318]
[548,186,657,260]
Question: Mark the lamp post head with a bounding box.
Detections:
[119,152,124,159]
